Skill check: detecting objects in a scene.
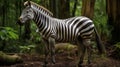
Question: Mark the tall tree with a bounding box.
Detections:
[106,0,120,43]
[58,0,70,19]
[49,0,58,17]
[81,0,96,19]
[49,0,70,18]
[2,0,6,27]
[0,0,7,51]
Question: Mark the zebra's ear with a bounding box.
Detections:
[28,0,31,6]
[24,1,31,7]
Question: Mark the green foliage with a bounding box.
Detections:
[3,43,20,53]
[114,42,120,49]
[110,42,120,59]
[93,0,111,41]
[70,0,82,16]
[94,15,111,40]
[0,27,18,41]
[0,27,19,52]
[30,22,42,42]
[19,45,35,53]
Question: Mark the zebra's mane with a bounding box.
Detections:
[24,1,53,16]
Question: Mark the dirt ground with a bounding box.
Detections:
[0,43,120,67]
[1,51,120,67]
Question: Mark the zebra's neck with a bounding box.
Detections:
[32,6,52,33]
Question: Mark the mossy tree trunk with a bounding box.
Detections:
[106,0,120,43]
[0,51,23,65]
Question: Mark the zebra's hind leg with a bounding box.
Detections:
[83,39,92,65]
[87,45,92,64]
[77,40,86,67]
[49,37,56,64]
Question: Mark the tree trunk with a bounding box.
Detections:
[58,0,70,19]
[49,0,70,18]
[49,0,56,17]
[81,0,95,19]
[2,0,6,27]
[1,0,6,51]
[106,0,120,43]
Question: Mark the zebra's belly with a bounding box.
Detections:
[54,34,78,43]
[55,39,77,45]
[54,26,79,42]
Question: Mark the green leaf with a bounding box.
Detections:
[115,42,120,49]
[0,27,18,41]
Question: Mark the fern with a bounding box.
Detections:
[0,27,18,41]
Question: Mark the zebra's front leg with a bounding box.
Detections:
[49,37,56,64]
[43,39,49,67]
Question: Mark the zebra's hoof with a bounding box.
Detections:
[78,64,82,67]
[42,61,48,67]
[77,63,83,67]
[52,60,56,64]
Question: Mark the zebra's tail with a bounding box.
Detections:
[94,27,106,54]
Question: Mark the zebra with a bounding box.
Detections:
[17,1,106,67]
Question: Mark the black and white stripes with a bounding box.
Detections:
[23,1,95,43]
[32,5,94,42]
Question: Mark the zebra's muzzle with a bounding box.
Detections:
[16,19,24,26]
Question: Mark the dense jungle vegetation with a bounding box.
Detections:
[0,0,120,66]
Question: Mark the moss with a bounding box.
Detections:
[0,51,23,65]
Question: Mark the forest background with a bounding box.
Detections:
[0,0,120,60]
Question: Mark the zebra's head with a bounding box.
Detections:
[17,1,34,25]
